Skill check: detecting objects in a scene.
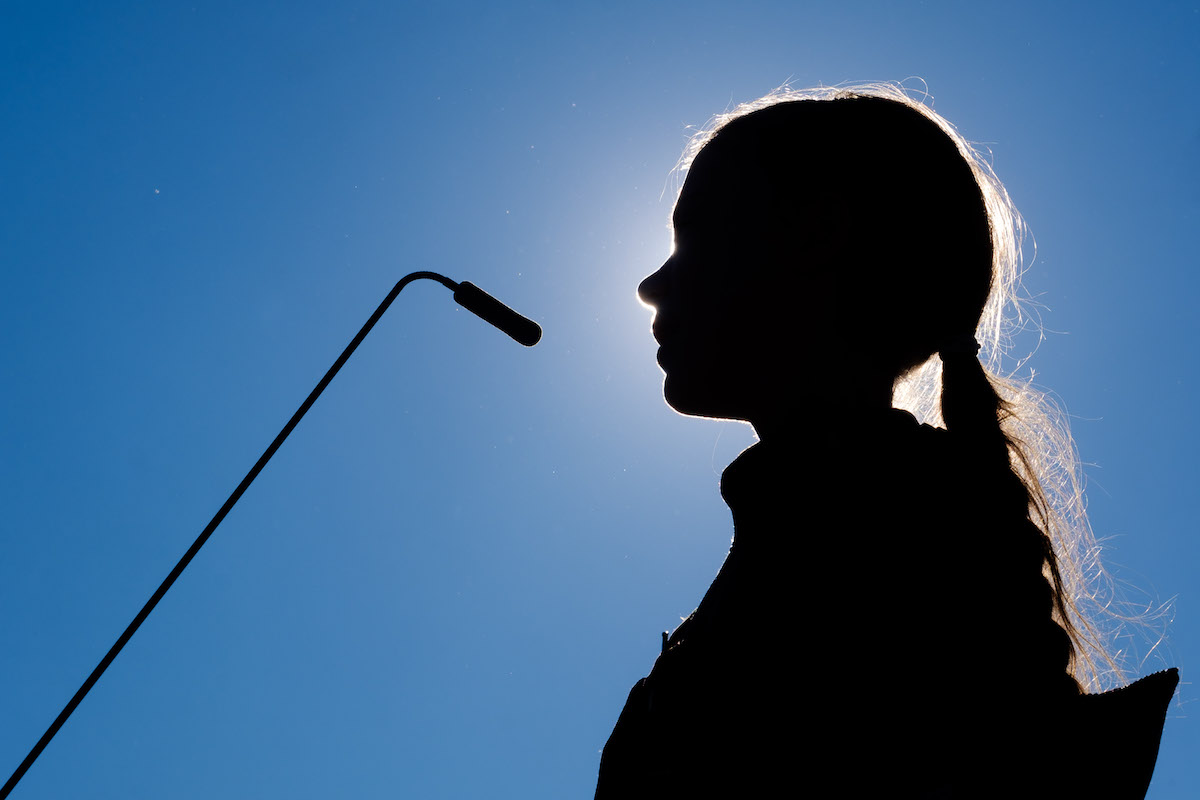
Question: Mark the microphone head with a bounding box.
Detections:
[452,281,542,346]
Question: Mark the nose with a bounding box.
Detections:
[638,260,670,308]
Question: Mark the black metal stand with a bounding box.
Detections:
[1,271,537,798]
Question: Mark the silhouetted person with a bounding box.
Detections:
[595,85,1176,799]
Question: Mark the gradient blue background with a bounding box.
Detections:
[2,2,1195,797]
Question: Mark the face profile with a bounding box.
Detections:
[638,141,816,431]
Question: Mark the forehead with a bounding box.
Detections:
[676,146,739,226]
[672,140,769,231]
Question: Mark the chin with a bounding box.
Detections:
[662,374,745,422]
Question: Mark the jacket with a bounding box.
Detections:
[595,410,1176,798]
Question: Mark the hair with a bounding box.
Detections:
[676,81,1124,692]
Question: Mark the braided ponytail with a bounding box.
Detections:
[941,346,1083,695]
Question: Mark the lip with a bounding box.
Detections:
[651,321,668,346]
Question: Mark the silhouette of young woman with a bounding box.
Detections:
[595,85,1177,799]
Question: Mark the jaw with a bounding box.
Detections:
[660,364,768,424]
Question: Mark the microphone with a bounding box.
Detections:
[453,281,542,346]
[0,269,540,800]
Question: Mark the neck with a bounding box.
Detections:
[750,378,895,444]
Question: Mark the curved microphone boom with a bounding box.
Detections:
[0,271,539,799]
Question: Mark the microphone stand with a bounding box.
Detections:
[0,271,540,798]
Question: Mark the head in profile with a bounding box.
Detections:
[639,87,997,438]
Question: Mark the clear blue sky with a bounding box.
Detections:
[1,1,1195,797]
